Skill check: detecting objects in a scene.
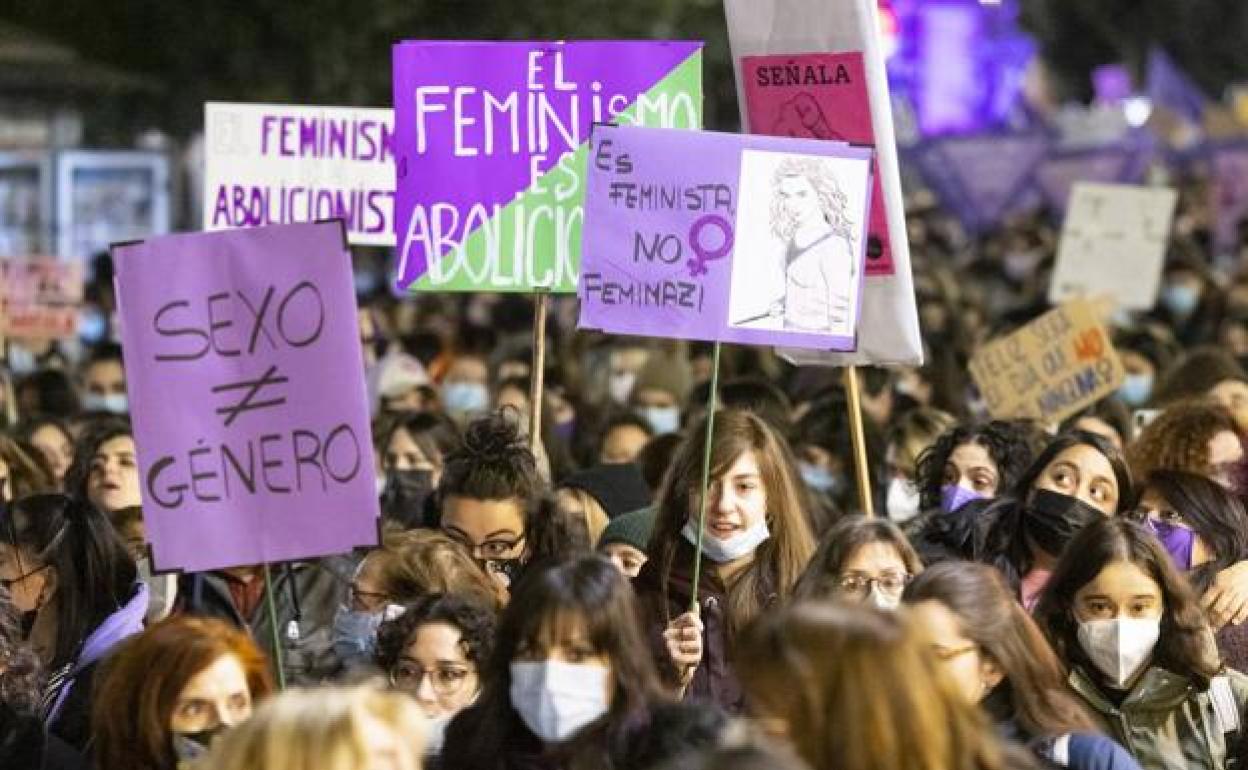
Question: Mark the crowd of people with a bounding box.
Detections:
[4,171,1248,770]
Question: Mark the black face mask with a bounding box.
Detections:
[486,558,525,589]
[20,608,38,638]
[1024,489,1105,557]
[173,726,225,762]
[379,469,434,529]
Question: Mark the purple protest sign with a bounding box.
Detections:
[392,40,703,294]
[112,221,379,573]
[578,125,873,351]
[1034,144,1151,214]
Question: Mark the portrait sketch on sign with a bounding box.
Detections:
[727,150,867,340]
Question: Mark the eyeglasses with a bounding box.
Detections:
[837,573,911,597]
[348,583,391,612]
[0,563,49,591]
[389,663,475,697]
[445,531,527,562]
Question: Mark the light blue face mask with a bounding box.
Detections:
[1117,372,1154,407]
[639,405,680,435]
[331,605,384,667]
[1161,284,1200,317]
[799,461,840,494]
[79,308,109,344]
[83,392,129,414]
[441,382,489,414]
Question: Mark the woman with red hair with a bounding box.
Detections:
[90,616,274,770]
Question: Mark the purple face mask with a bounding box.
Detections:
[941,484,984,514]
[1148,519,1196,571]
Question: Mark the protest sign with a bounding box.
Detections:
[391,40,703,294]
[578,124,873,351]
[204,103,395,246]
[0,257,82,340]
[112,221,379,573]
[724,0,922,366]
[968,300,1125,425]
[1049,183,1178,310]
[741,52,893,276]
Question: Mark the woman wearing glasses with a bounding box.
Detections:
[903,561,1141,770]
[375,593,495,763]
[437,413,542,592]
[794,516,922,609]
[1128,470,1248,673]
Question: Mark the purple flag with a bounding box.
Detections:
[112,221,379,573]
[578,125,873,351]
[1148,46,1209,125]
[1035,145,1150,214]
[391,41,703,294]
[910,132,1050,233]
[1210,142,1248,255]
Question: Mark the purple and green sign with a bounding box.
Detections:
[392,40,703,293]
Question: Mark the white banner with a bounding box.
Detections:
[203,102,395,246]
[724,0,923,366]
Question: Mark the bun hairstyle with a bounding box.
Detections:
[437,411,543,513]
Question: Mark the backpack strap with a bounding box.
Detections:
[1210,675,1241,736]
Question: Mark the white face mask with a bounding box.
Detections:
[680,518,770,564]
[83,392,129,414]
[1077,617,1161,688]
[639,405,681,435]
[608,372,636,405]
[509,660,610,743]
[424,713,452,756]
[886,477,921,523]
[866,584,901,611]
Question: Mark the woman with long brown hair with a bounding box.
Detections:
[737,601,1035,770]
[1034,517,1248,770]
[635,409,816,713]
[903,562,1140,770]
[91,616,274,770]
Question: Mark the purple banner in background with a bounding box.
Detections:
[1034,144,1152,214]
[909,132,1050,233]
[112,221,380,573]
[578,125,873,351]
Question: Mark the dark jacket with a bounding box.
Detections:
[46,581,148,752]
[1,703,89,770]
[989,687,1142,770]
[906,498,996,566]
[177,557,353,685]
[633,539,774,715]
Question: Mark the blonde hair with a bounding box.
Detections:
[769,156,854,247]
[201,684,425,770]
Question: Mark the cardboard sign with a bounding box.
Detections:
[391,40,703,294]
[1050,183,1178,310]
[112,222,379,573]
[968,300,1125,424]
[741,52,893,276]
[203,103,395,246]
[578,125,872,350]
[724,0,922,366]
[0,257,82,339]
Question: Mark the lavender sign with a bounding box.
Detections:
[392,41,703,293]
[112,221,380,573]
[578,125,872,351]
[204,103,395,245]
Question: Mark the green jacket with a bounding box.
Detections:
[1069,665,1248,770]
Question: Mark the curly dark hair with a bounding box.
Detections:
[374,593,497,675]
[914,421,1045,511]
[0,585,43,716]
